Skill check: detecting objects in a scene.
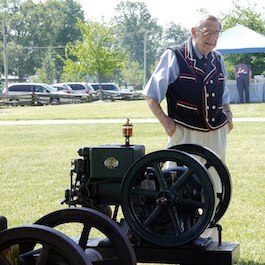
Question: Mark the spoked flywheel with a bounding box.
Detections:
[35,207,136,265]
[0,224,92,265]
[170,144,232,224]
[121,149,216,247]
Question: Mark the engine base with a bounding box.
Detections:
[134,241,240,265]
[87,238,240,265]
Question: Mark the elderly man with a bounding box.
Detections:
[143,15,233,162]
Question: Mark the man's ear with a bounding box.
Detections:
[191,27,197,37]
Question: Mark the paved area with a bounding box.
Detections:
[0,118,265,125]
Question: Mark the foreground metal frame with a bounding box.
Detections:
[35,208,239,265]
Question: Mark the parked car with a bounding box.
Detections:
[2,82,68,105]
[56,82,94,94]
[90,83,143,100]
[51,84,74,94]
[89,83,119,91]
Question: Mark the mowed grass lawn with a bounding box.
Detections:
[0,101,264,265]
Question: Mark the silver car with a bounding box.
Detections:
[56,82,94,94]
[3,82,68,105]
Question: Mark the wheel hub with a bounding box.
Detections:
[156,191,176,206]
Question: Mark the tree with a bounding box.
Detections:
[121,59,144,90]
[220,0,265,78]
[162,22,189,48]
[33,50,56,84]
[0,0,84,81]
[6,0,60,80]
[114,1,163,83]
[61,19,127,100]
[43,0,85,81]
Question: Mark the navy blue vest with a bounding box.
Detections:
[166,39,227,131]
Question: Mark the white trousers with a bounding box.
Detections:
[166,123,230,162]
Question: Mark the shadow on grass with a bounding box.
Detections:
[238,261,265,265]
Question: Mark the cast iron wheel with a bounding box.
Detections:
[35,207,136,265]
[170,144,232,224]
[0,224,91,265]
[121,149,216,247]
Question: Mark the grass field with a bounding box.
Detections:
[0,101,264,265]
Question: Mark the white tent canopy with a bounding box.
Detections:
[215,24,265,54]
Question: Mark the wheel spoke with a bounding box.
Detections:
[20,248,41,263]
[79,223,91,249]
[132,187,159,199]
[0,254,9,265]
[36,245,50,265]
[178,199,205,209]
[204,161,213,169]
[143,206,163,226]
[152,161,168,189]
[171,168,194,190]
[167,207,183,234]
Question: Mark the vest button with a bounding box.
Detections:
[212,92,215,97]
[212,118,216,122]
[210,80,214,84]
[212,105,216,109]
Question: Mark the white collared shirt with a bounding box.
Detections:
[143,49,230,104]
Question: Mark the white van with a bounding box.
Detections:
[89,83,119,91]
[2,83,66,105]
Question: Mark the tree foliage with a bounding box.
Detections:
[0,0,84,81]
[1,0,265,85]
[43,0,85,80]
[33,50,56,84]
[61,19,127,86]
[121,59,143,89]
[163,22,190,48]
[114,1,163,80]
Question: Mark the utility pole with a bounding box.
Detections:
[3,25,9,93]
[143,31,147,88]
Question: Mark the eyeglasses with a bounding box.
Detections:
[198,28,220,38]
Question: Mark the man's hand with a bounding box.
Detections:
[224,110,233,131]
[145,96,176,136]
[223,104,233,131]
[164,116,176,136]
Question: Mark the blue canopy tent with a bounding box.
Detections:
[215,24,265,103]
[215,24,265,54]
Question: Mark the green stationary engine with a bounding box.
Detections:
[62,119,232,247]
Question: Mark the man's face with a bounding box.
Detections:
[192,20,221,56]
